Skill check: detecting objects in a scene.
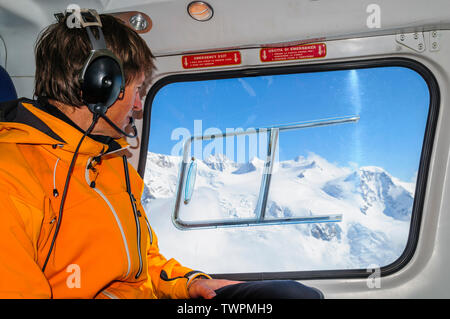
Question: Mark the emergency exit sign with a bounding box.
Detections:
[182,51,241,69]
[260,43,326,62]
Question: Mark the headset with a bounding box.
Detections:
[55,8,138,137]
[79,10,125,114]
[79,9,138,138]
[42,9,138,272]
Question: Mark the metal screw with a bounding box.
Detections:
[431,31,438,38]
[400,34,405,41]
[418,43,424,50]
[413,33,419,40]
[432,42,438,50]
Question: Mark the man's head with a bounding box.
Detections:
[35,14,154,106]
[34,14,154,138]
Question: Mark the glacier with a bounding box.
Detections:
[142,151,415,274]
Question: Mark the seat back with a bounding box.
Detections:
[0,65,17,102]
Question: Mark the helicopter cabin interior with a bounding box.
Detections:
[1,0,450,299]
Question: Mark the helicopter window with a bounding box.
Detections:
[140,60,435,279]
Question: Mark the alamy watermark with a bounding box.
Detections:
[66,264,81,289]
[366,4,381,29]
[170,120,279,164]
[366,264,381,289]
[65,4,82,29]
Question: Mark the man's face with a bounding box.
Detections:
[93,73,145,138]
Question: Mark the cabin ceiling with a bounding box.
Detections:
[1,0,450,75]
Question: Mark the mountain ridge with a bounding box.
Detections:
[142,151,415,271]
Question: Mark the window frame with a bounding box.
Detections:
[138,57,440,281]
[172,116,360,230]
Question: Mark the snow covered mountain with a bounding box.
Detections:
[142,151,415,273]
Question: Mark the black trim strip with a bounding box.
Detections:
[122,155,143,279]
[160,270,185,282]
[184,270,205,279]
[0,98,66,143]
[160,269,207,282]
[139,57,440,281]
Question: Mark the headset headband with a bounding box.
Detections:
[56,9,125,115]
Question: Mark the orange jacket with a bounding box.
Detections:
[0,99,210,299]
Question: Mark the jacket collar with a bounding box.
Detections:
[0,98,129,158]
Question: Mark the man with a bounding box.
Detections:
[0,12,322,299]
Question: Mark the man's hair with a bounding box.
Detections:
[34,14,154,107]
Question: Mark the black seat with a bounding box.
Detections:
[0,65,17,103]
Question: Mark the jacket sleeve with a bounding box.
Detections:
[145,221,211,299]
[0,187,52,298]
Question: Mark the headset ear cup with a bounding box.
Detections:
[81,56,124,112]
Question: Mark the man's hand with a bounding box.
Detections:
[188,278,242,299]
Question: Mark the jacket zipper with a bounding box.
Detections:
[122,156,143,279]
[102,290,119,299]
[85,158,132,278]
[131,194,143,278]
[144,216,153,245]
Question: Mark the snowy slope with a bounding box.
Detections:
[142,151,415,273]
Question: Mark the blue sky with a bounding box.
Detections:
[149,66,430,182]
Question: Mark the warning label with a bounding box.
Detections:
[182,51,241,69]
[260,43,326,62]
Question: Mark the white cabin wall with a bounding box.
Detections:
[1,0,450,298]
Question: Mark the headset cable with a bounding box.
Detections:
[42,112,101,272]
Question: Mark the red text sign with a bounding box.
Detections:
[182,51,241,69]
[260,43,326,62]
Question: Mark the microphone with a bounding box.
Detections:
[99,112,138,139]
[87,102,138,139]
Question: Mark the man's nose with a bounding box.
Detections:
[133,91,143,111]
